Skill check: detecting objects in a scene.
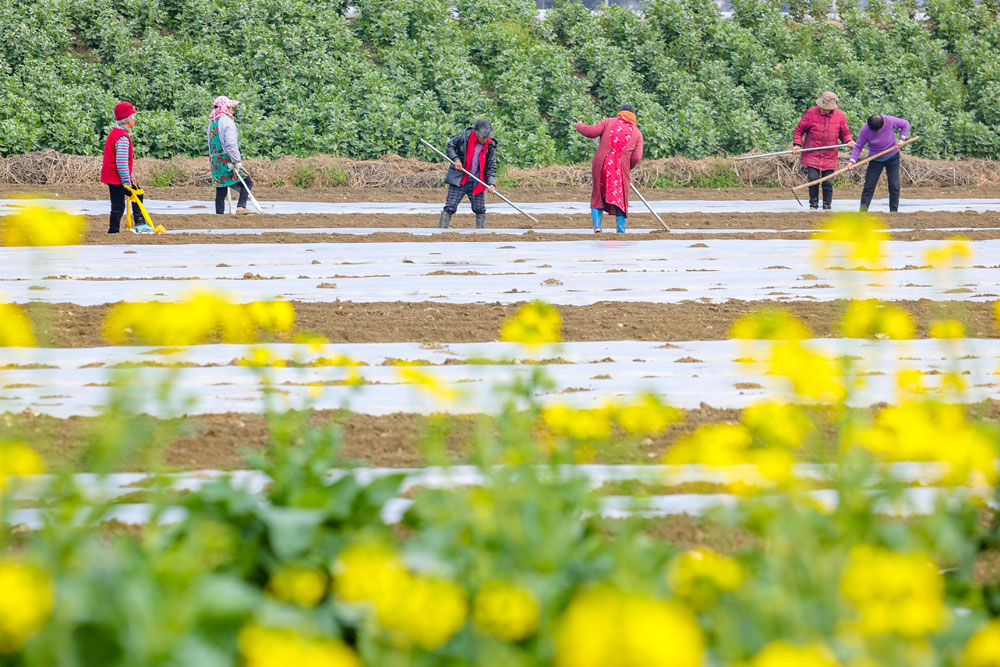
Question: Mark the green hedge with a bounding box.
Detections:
[1,0,998,165]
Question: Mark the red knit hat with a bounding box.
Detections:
[114,101,136,120]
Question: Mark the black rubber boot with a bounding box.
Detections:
[475,213,486,229]
[438,211,452,228]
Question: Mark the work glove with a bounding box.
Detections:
[232,161,243,174]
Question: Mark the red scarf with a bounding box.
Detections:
[461,132,491,195]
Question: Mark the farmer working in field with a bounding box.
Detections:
[207,95,254,214]
[439,120,497,229]
[847,114,911,213]
[576,104,643,233]
[100,101,152,234]
[792,91,855,211]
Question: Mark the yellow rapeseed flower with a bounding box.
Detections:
[396,367,457,402]
[812,213,888,270]
[2,206,86,246]
[472,581,541,642]
[0,303,36,347]
[239,347,287,368]
[929,319,965,339]
[542,403,614,441]
[768,341,847,403]
[925,237,972,271]
[554,585,704,667]
[839,545,948,638]
[667,548,744,610]
[895,368,927,400]
[615,394,681,436]
[840,300,915,339]
[0,441,45,493]
[268,566,328,607]
[750,640,841,667]
[962,619,1000,667]
[333,543,467,650]
[500,301,562,347]
[742,401,813,449]
[665,423,751,467]
[0,558,54,653]
[730,310,812,341]
[238,624,360,667]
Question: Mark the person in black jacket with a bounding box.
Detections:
[440,120,497,229]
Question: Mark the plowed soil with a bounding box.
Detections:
[24,299,998,349]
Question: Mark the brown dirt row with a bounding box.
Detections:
[10,399,1000,472]
[3,151,998,190]
[23,299,999,349]
[6,183,1000,203]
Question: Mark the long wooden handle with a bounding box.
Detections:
[792,136,920,191]
[420,139,539,224]
[735,143,850,162]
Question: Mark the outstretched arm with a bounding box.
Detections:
[576,118,607,139]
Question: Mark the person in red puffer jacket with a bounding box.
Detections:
[792,91,855,211]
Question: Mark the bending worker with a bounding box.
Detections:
[576,104,643,233]
[207,95,254,214]
[439,120,497,229]
[792,91,854,211]
[847,114,911,213]
[100,101,152,234]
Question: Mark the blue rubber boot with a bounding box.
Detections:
[591,208,603,232]
[616,214,627,233]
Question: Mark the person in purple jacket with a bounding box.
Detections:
[847,114,911,213]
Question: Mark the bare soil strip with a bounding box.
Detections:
[11,400,1000,472]
[24,299,998,349]
[7,184,1000,203]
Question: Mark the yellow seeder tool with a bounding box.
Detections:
[123,185,165,234]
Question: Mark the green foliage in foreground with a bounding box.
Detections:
[1,0,999,165]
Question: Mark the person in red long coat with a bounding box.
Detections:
[792,91,855,210]
[576,105,644,233]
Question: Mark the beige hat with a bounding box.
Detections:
[817,91,839,110]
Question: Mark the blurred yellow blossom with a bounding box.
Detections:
[397,367,457,402]
[895,368,927,400]
[238,347,287,368]
[555,584,704,667]
[929,319,965,339]
[103,292,296,345]
[268,566,328,607]
[333,543,467,650]
[731,310,812,341]
[750,640,841,667]
[841,300,915,339]
[742,401,814,449]
[666,423,751,467]
[238,624,359,667]
[667,548,744,610]
[0,441,45,493]
[848,401,997,486]
[962,619,1000,667]
[472,581,540,642]
[812,213,888,270]
[0,303,36,347]
[839,545,948,638]
[769,341,847,403]
[542,403,614,441]
[0,559,54,652]
[2,206,86,246]
[500,301,562,347]
[615,394,681,435]
[925,237,972,271]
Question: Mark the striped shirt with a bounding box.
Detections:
[114,122,131,185]
[470,142,483,178]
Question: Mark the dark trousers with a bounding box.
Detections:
[806,167,834,208]
[443,181,486,215]
[860,153,901,213]
[215,175,254,214]
[108,184,144,233]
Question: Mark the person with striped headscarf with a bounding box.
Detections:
[207,95,254,214]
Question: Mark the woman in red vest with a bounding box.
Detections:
[576,104,643,234]
[792,91,855,211]
[439,120,497,229]
[100,101,150,233]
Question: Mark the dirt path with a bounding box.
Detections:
[7,184,1000,203]
[24,299,997,348]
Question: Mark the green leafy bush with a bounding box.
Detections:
[0,0,998,165]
